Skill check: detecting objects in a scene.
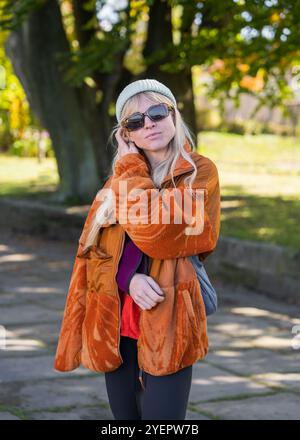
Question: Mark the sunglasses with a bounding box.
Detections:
[121,103,174,131]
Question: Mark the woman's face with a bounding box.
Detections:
[125,95,176,153]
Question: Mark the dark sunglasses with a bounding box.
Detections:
[121,103,174,131]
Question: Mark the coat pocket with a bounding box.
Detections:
[180,281,206,332]
[176,281,208,361]
[85,245,114,294]
[181,289,196,326]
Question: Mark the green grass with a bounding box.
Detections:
[197,132,300,251]
[1,132,300,250]
[0,154,59,200]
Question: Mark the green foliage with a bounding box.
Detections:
[0,0,45,30]
[0,31,34,150]
[0,30,50,156]
[1,0,300,110]
[58,33,130,87]
[7,129,53,157]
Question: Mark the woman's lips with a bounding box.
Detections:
[146,132,161,139]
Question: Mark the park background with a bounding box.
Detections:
[0,0,299,420]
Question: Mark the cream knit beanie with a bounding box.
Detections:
[115,78,177,123]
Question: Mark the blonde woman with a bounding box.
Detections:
[54,79,221,420]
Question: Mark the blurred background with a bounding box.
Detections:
[0,0,299,421]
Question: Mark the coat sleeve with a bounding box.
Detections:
[110,153,221,259]
[53,194,102,372]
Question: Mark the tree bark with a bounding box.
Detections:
[4,0,108,203]
[141,0,197,135]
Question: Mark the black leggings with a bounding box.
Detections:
[104,336,193,420]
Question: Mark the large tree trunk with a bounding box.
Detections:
[141,0,197,135]
[5,0,111,203]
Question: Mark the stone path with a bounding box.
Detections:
[0,230,299,420]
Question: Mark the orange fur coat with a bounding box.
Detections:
[53,140,221,376]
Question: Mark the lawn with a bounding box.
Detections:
[0,131,299,251]
[198,132,300,251]
[0,155,58,199]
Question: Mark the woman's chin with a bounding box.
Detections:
[145,141,168,150]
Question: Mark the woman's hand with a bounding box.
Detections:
[115,127,140,158]
[129,273,165,310]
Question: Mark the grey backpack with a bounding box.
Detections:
[188,255,218,316]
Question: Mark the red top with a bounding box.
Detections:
[116,233,148,340]
[118,288,141,339]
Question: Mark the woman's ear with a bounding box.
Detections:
[121,128,130,143]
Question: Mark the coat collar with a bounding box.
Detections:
[160,138,195,185]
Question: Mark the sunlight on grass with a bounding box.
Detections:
[197,132,300,250]
[0,154,58,197]
[198,131,300,198]
[198,132,300,168]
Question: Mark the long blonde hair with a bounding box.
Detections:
[83,91,198,252]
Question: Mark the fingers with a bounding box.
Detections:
[138,294,157,310]
[115,127,128,146]
[129,274,165,311]
[146,276,165,298]
[138,278,165,310]
[115,128,139,156]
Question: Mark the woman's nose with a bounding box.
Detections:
[144,115,155,127]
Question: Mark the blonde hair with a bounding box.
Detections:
[83,91,198,252]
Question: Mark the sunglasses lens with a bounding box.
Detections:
[148,104,168,120]
[126,114,143,131]
[125,104,171,131]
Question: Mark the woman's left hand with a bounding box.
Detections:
[115,127,140,158]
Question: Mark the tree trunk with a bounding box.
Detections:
[4,0,111,203]
[141,0,197,135]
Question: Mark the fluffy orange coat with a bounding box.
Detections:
[53,139,221,376]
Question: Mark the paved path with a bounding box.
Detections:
[0,230,299,420]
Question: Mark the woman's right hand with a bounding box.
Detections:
[115,127,139,158]
[129,274,165,310]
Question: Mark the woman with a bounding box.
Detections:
[54,79,221,420]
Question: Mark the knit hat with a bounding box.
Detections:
[115,78,177,123]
